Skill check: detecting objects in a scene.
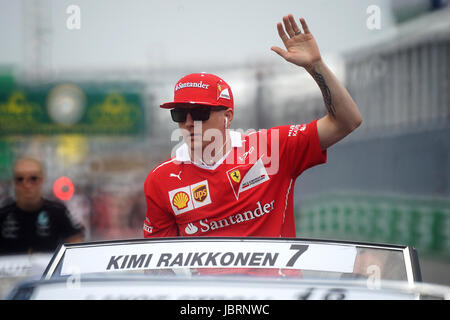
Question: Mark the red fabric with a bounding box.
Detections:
[160,73,234,109]
[144,120,326,238]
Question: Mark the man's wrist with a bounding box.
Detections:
[305,59,336,118]
[305,58,325,74]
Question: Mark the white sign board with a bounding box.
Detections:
[58,240,357,276]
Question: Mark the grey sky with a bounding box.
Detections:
[0,0,397,72]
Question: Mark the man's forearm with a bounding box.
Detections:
[306,60,362,132]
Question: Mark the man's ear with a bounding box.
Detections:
[224,109,233,128]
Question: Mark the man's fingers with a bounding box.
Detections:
[276,22,289,42]
[288,14,302,35]
[300,17,310,34]
[271,46,288,59]
[282,15,295,38]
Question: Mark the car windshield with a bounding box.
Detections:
[43,238,414,284]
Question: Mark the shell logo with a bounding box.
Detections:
[168,180,211,215]
[172,191,190,210]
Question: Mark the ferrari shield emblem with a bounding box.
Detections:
[230,169,241,183]
[226,159,270,200]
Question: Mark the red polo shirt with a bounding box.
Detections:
[144,119,326,238]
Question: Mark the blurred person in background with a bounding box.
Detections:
[0,157,85,254]
[143,14,362,238]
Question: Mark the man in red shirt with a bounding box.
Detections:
[144,15,362,239]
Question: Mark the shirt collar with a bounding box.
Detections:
[175,130,242,162]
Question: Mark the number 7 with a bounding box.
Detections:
[286,244,309,267]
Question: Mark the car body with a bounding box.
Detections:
[4,237,450,300]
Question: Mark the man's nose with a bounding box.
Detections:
[24,179,38,187]
[184,112,194,127]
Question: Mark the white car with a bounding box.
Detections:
[4,237,450,300]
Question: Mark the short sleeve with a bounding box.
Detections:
[273,119,327,178]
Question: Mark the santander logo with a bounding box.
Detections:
[175,81,209,91]
[182,200,275,235]
[184,223,199,235]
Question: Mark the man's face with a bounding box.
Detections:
[13,159,44,206]
[176,106,233,153]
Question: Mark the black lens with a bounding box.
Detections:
[189,108,211,121]
[14,176,24,183]
[170,109,188,122]
[170,107,211,122]
[170,106,227,123]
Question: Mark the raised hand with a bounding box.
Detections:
[271,14,322,70]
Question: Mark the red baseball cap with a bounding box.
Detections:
[160,73,234,109]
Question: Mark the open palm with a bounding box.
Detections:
[271,15,322,69]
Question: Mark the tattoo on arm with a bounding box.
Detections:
[311,70,336,118]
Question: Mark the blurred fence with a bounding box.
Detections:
[294,122,450,263]
[296,192,450,259]
[344,8,450,134]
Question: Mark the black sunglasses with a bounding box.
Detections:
[14,175,42,184]
[170,105,228,123]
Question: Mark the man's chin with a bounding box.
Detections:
[185,138,203,149]
[18,195,40,203]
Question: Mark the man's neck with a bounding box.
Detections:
[16,198,44,212]
[190,132,231,167]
